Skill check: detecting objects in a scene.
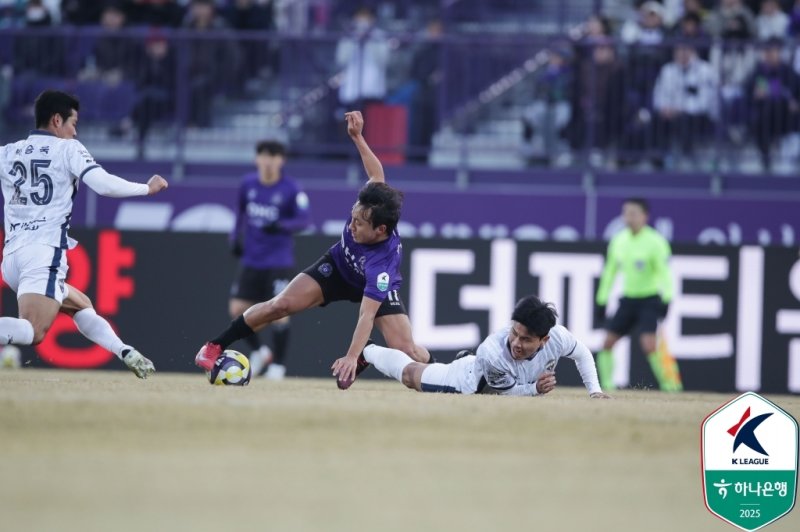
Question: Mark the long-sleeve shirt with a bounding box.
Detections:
[472,325,602,396]
[596,225,673,306]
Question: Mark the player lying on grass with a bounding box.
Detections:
[354,295,611,398]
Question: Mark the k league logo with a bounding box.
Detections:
[702,392,798,531]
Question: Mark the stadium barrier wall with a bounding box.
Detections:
[1,230,798,395]
[72,180,800,246]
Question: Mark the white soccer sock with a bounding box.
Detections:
[73,308,127,360]
[363,344,413,382]
[0,317,34,345]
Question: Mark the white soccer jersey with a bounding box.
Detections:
[473,324,602,396]
[1,131,98,254]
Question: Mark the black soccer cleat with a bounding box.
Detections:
[454,349,475,361]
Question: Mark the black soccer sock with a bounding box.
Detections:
[272,323,290,364]
[211,315,255,350]
[244,333,261,351]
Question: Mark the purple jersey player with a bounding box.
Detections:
[228,140,311,380]
[196,111,432,387]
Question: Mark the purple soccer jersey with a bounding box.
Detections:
[231,172,311,269]
[329,219,403,302]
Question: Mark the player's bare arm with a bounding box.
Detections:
[331,296,381,382]
[345,111,385,184]
[147,174,169,195]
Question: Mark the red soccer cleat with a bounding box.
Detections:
[195,342,223,371]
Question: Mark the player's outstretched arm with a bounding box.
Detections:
[82,168,168,198]
[345,111,385,184]
[568,340,611,398]
[331,296,382,382]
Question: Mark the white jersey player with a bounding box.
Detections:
[357,295,611,398]
[0,90,168,378]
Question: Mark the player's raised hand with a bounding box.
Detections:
[147,174,169,195]
[345,111,364,138]
[535,371,557,395]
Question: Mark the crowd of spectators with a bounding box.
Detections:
[1,1,799,171]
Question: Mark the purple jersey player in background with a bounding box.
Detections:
[196,111,432,387]
[228,140,311,380]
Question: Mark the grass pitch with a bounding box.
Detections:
[0,369,797,532]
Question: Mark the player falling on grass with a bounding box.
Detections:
[195,110,432,387]
[359,295,610,398]
[594,197,682,392]
[0,90,168,378]
[228,140,311,380]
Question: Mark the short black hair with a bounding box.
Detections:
[511,295,558,338]
[623,197,650,214]
[256,140,286,156]
[357,182,403,234]
[35,90,79,129]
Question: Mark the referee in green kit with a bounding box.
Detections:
[595,198,682,392]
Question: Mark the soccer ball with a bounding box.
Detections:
[1,346,21,369]
[208,350,251,386]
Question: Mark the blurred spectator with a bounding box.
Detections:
[652,43,718,166]
[673,11,705,38]
[790,0,800,35]
[705,0,757,38]
[182,0,241,127]
[61,0,103,25]
[126,0,185,28]
[621,1,667,45]
[408,18,442,161]
[681,0,712,23]
[567,39,625,161]
[13,0,65,76]
[621,2,670,161]
[710,12,757,146]
[78,3,140,136]
[745,37,800,171]
[131,30,176,156]
[80,3,137,85]
[335,6,389,107]
[569,12,613,42]
[225,0,276,84]
[756,0,790,39]
[225,0,274,30]
[673,12,710,59]
[522,44,574,166]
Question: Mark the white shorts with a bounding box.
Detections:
[420,355,478,394]
[1,244,69,304]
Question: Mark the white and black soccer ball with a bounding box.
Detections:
[208,350,251,386]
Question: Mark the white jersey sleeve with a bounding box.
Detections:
[545,325,603,395]
[82,167,149,198]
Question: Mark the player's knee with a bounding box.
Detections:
[397,343,424,362]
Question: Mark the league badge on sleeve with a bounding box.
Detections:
[701,392,798,531]
[376,272,390,292]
